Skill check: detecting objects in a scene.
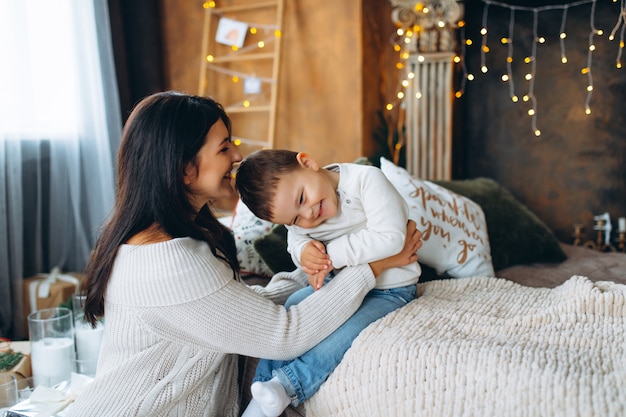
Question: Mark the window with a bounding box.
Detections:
[0,0,82,139]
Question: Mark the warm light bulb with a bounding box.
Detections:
[231,45,238,51]
[243,100,250,107]
[257,41,265,48]
[417,55,425,62]
[581,67,590,74]
[274,30,281,38]
[525,73,533,80]
[467,74,475,81]
[534,129,541,136]
[480,28,487,36]
[402,80,409,87]
[397,91,405,99]
[458,20,466,28]
[597,30,604,36]
[501,37,509,44]
[621,41,625,48]
[617,62,623,69]
[507,56,513,63]
[585,107,591,115]
[396,62,404,70]
[562,57,568,63]
[394,45,401,52]
[455,91,463,98]
[397,28,404,36]
[404,37,411,44]
[408,72,415,79]
[609,34,615,41]
[466,39,473,46]
[528,109,535,116]
[401,52,410,59]
[522,95,529,102]
[524,57,532,64]
[560,32,567,39]
[232,76,240,83]
[501,74,509,82]
[482,45,490,53]
[587,85,593,92]
[250,27,257,35]
[415,92,423,99]
[203,1,215,9]
[234,138,242,146]
[206,55,214,62]
[511,95,519,102]
[481,66,488,73]
[438,21,445,28]
[538,37,546,44]
[589,44,596,51]
[453,56,461,63]
[386,103,394,111]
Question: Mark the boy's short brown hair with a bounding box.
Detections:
[236,149,301,221]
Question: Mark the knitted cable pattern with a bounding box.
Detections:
[306,276,626,417]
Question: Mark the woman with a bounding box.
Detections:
[68,91,420,417]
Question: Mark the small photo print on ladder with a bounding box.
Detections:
[215,17,248,48]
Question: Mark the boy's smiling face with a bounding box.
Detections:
[269,153,339,228]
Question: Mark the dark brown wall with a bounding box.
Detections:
[460,0,626,243]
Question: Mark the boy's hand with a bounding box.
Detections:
[301,241,332,290]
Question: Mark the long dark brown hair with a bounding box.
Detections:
[83,91,239,326]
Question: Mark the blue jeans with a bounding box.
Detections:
[253,281,417,406]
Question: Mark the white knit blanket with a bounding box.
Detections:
[306,276,626,417]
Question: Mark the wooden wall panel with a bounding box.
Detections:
[160,0,396,168]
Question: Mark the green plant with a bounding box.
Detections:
[370,110,406,168]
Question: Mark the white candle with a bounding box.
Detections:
[30,337,75,386]
[619,217,626,233]
[75,321,104,365]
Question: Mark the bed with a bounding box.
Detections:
[228,159,626,417]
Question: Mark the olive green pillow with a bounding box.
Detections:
[253,224,296,273]
[433,177,566,271]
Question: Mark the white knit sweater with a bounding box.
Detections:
[66,237,375,417]
[287,163,421,289]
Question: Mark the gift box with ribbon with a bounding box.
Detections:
[22,267,82,336]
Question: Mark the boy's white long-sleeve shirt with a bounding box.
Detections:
[287,163,421,289]
[66,237,376,417]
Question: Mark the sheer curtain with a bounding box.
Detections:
[0,0,121,339]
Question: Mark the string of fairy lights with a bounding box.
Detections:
[388,0,625,137]
[201,1,281,147]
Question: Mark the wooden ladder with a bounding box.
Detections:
[198,0,285,151]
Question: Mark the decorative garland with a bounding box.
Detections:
[388,0,624,136]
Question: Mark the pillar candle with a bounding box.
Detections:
[75,321,104,365]
[30,337,75,386]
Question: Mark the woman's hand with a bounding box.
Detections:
[369,220,422,277]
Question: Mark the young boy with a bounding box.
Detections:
[236,149,422,417]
